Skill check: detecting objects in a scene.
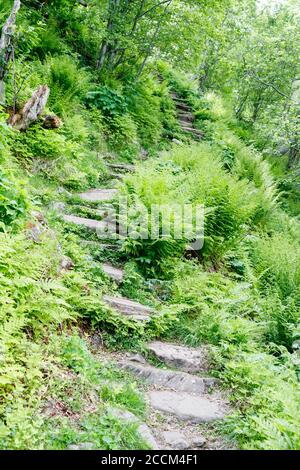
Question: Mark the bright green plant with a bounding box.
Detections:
[0,171,28,226]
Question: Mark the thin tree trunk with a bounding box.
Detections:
[0,0,21,104]
[135,0,172,81]
[97,0,119,70]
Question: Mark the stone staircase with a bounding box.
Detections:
[55,91,228,449]
[114,341,227,449]
[170,92,203,140]
[60,183,158,322]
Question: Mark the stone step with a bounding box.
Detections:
[179,120,197,128]
[78,188,118,203]
[175,102,191,111]
[69,205,109,219]
[102,263,124,283]
[103,295,153,321]
[147,341,210,373]
[108,163,135,173]
[149,390,225,423]
[63,214,115,235]
[170,93,186,102]
[180,126,203,137]
[109,172,125,180]
[177,112,194,123]
[120,361,215,394]
[80,240,119,251]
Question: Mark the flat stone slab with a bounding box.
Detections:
[102,263,124,283]
[120,361,215,393]
[103,295,153,321]
[180,125,202,134]
[178,114,194,123]
[108,163,135,172]
[63,214,115,235]
[149,390,225,423]
[109,172,124,180]
[175,102,191,111]
[78,188,118,202]
[147,341,210,373]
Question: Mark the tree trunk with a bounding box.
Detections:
[0,0,21,104]
[97,0,119,71]
[9,85,50,130]
[135,0,172,81]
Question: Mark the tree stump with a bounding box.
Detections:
[9,85,50,130]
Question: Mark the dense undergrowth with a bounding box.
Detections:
[0,0,299,451]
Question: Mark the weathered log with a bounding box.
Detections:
[9,85,50,130]
[0,0,21,104]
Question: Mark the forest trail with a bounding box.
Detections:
[57,94,229,450]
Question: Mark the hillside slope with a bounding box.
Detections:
[0,0,299,451]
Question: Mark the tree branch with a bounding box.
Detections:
[246,71,291,101]
[136,0,172,21]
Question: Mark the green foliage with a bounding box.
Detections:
[250,234,300,300]
[86,86,128,117]
[10,125,70,161]
[0,171,28,226]
[221,351,300,450]
[1,0,300,452]
[42,55,91,115]
[120,141,273,269]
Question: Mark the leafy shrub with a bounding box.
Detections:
[222,351,300,450]
[251,234,300,300]
[41,55,91,115]
[10,125,72,161]
[124,80,164,147]
[0,171,28,226]
[121,143,262,268]
[85,86,128,117]
[106,113,139,157]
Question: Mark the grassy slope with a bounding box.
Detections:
[0,5,300,450]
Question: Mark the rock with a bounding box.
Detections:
[68,442,94,451]
[177,112,194,123]
[102,263,124,283]
[138,423,159,450]
[120,361,215,394]
[149,390,225,423]
[277,145,289,155]
[51,202,66,213]
[162,431,189,450]
[126,353,147,364]
[62,214,116,236]
[109,408,159,449]
[147,341,210,373]
[43,114,62,129]
[103,295,153,321]
[108,163,135,172]
[191,436,206,448]
[140,148,149,160]
[25,221,45,243]
[174,101,191,111]
[109,172,124,180]
[172,138,183,145]
[31,211,46,224]
[78,188,118,202]
[180,125,203,136]
[59,256,74,273]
